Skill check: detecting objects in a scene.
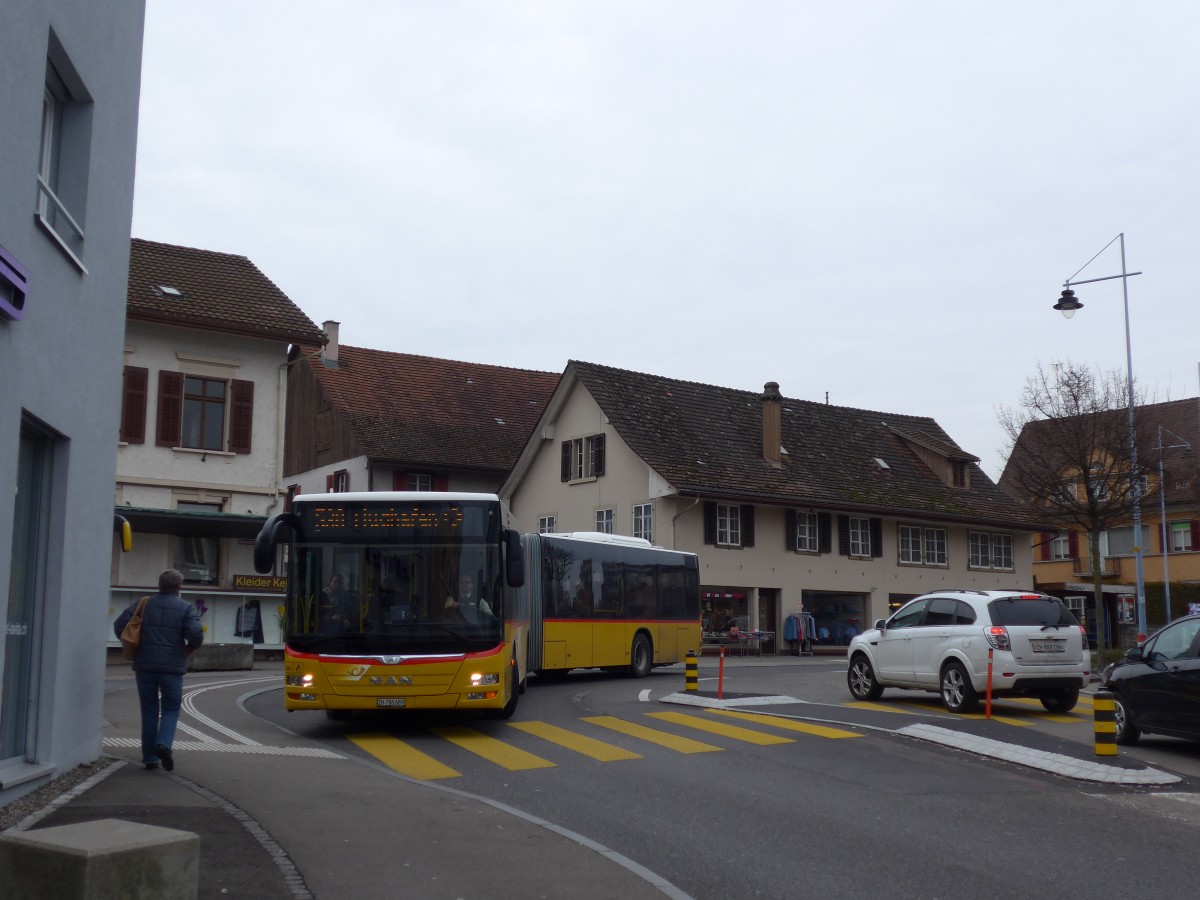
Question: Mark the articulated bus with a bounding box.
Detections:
[253,493,700,719]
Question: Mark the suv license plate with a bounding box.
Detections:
[376,698,406,708]
[1031,640,1065,653]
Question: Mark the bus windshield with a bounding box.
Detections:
[284,497,504,655]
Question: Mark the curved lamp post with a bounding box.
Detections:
[1053,233,1147,639]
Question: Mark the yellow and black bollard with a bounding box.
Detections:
[1093,690,1117,757]
[685,649,698,692]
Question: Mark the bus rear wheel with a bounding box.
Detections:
[629,634,652,678]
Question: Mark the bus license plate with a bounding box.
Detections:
[376,698,406,708]
[1031,640,1065,653]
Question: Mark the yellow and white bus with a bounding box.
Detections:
[523,532,700,678]
[254,492,528,719]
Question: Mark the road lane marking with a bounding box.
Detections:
[509,721,643,761]
[348,733,460,780]
[581,716,722,753]
[709,709,863,739]
[646,711,794,745]
[432,726,557,771]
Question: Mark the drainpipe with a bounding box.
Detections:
[671,496,701,550]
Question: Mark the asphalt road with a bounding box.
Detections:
[242,657,1200,899]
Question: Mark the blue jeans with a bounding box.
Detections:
[135,671,184,766]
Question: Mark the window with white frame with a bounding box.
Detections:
[795,510,820,553]
[717,504,741,546]
[407,473,433,491]
[37,38,93,271]
[539,515,556,534]
[899,524,947,566]
[1170,522,1193,552]
[595,508,614,533]
[848,517,872,557]
[1086,466,1109,502]
[561,434,606,482]
[1050,532,1071,560]
[633,503,653,543]
[969,531,1013,570]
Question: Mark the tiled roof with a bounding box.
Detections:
[569,360,1040,529]
[1000,397,1200,505]
[127,238,325,345]
[311,346,560,470]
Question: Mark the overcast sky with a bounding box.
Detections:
[131,1,1200,480]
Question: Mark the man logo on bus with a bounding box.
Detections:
[369,675,412,686]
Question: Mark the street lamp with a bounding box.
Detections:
[1053,232,1147,638]
[1156,424,1193,626]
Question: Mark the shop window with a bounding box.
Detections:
[174,502,221,585]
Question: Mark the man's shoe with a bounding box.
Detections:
[155,744,174,772]
[144,763,159,770]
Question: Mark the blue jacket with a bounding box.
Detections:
[114,592,204,674]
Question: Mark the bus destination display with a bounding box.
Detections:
[303,503,464,537]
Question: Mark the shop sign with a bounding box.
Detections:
[233,574,286,592]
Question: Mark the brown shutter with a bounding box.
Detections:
[1191,521,1200,550]
[561,441,572,481]
[119,366,148,444]
[156,370,184,447]
[870,518,883,558]
[392,471,408,490]
[593,433,606,476]
[703,501,717,545]
[1068,531,1079,559]
[326,473,335,493]
[818,513,832,554]
[838,516,850,556]
[740,505,755,547]
[1038,531,1053,561]
[229,379,254,454]
[785,509,797,550]
[434,474,449,491]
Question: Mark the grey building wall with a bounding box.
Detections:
[0,0,145,803]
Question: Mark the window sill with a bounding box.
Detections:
[172,447,235,458]
[568,476,598,485]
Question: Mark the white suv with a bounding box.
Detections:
[846,590,1089,713]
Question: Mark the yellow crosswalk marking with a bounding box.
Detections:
[348,733,460,781]
[709,709,863,739]
[646,711,794,745]
[432,726,556,771]
[582,715,722,753]
[509,721,642,761]
[845,701,911,714]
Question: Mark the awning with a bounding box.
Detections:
[118,506,267,539]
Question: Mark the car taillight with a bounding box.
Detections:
[984,625,1010,651]
[1079,625,1089,650]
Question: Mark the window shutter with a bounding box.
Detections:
[785,510,797,550]
[1039,532,1053,562]
[870,518,883,558]
[740,505,755,547]
[593,433,606,476]
[433,474,449,491]
[119,366,148,444]
[703,501,717,545]
[818,513,832,554]
[326,473,335,493]
[838,516,850,556]
[156,370,183,447]
[392,471,407,491]
[1068,531,1079,559]
[229,379,254,453]
[561,441,571,482]
[1191,521,1200,550]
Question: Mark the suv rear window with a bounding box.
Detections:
[987,596,1078,627]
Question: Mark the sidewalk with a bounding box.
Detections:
[7,662,686,900]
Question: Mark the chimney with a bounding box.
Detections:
[762,381,782,467]
[322,320,340,368]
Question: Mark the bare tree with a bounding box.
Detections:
[998,360,1147,656]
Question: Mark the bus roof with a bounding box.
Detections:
[292,491,501,504]
[551,532,654,547]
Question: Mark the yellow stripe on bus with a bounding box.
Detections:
[348,733,461,781]
[581,716,722,754]
[646,712,795,745]
[508,721,642,761]
[709,709,863,739]
[432,726,557,771]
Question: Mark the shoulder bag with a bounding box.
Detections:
[120,595,150,661]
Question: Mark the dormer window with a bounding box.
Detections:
[951,461,968,488]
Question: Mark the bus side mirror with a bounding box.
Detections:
[114,514,132,552]
[504,530,525,588]
[254,512,297,574]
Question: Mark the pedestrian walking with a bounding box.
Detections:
[113,569,204,771]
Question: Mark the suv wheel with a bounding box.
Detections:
[1040,688,1079,714]
[940,661,978,713]
[847,654,884,701]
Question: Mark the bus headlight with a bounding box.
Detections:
[469,673,500,686]
[286,674,314,687]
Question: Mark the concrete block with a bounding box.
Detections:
[0,817,199,900]
[187,642,254,671]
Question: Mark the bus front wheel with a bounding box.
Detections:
[629,634,652,678]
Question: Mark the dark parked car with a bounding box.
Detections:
[1102,614,1200,745]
